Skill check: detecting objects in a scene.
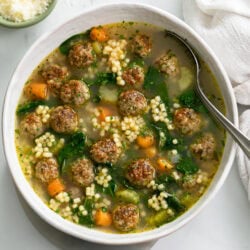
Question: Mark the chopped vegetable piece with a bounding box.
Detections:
[148,210,169,226]
[25,83,48,100]
[157,158,173,172]
[144,146,157,158]
[178,67,194,91]
[95,209,112,226]
[47,179,65,197]
[90,27,108,42]
[128,58,145,68]
[99,85,118,103]
[166,196,185,213]
[16,100,45,115]
[176,157,199,175]
[58,132,86,169]
[137,135,154,148]
[144,66,169,105]
[98,107,114,122]
[92,41,103,54]
[79,198,94,227]
[116,189,140,204]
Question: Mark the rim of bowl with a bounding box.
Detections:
[2,3,238,245]
[0,0,57,28]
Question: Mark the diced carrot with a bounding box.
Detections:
[144,146,157,158]
[157,158,173,172]
[47,179,65,197]
[137,135,154,148]
[25,83,48,100]
[98,107,113,122]
[95,209,112,227]
[90,27,108,42]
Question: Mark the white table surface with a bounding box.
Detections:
[0,1,249,250]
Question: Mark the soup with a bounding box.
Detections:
[15,22,225,233]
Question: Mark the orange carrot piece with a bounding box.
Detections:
[90,27,109,42]
[25,82,48,100]
[137,135,154,148]
[144,146,157,158]
[156,158,173,172]
[47,179,65,197]
[95,209,112,227]
[98,107,113,122]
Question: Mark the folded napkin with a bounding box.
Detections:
[183,0,250,199]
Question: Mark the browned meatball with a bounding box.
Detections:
[50,105,78,133]
[68,43,95,68]
[173,108,201,135]
[60,80,90,106]
[190,133,216,160]
[90,138,121,164]
[20,113,45,138]
[132,34,152,57]
[41,64,69,95]
[112,204,139,232]
[155,51,180,77]
[71,158,95,187]
[35,158,59,183]
[126,159,155,187]
[118,90,147,116]
[122,66,144,86]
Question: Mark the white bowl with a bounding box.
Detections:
[3,3,238,245]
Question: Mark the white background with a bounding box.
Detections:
[0,1,249,249]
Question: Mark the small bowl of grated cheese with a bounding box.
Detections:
[0,0,57,28]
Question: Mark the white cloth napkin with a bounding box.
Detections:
[183,0,250,199]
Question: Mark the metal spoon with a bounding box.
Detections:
[165,30,250,158]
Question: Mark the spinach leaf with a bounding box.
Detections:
[58,131,86,168]
[128,58,145,68]
[59,32,89,55]
[96,179,117,197]
[16,100,45,116]
[166,196,185,213]
[144,66,169,105]
[84,72,117,87]
[176,157,199,175]
[179,89,207,113]
[78,198,94,227]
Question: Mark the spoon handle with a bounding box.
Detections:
[196,82,250,158]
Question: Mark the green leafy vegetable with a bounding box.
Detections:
[179,89,207,113]
[128,58,145,68]
[16,100,45,115]
[78,198,94,227]
[84,72,117,87]
[166,196,185,213]
[176,157,199,175]
[92,95,101,103]
[59,32,89,55]
[144,66,169,105]
[58,131,86,168]
[96,179,117,197]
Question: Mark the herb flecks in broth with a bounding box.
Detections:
[15,22,225,234]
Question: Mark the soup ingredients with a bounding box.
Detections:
[136,135,154,148]
[190,133,216,160]
[126,159,155,187]
[132,34,152,57]
[50,105,78,133]
[155,50,180,77]
[173,108,201,135]
[60,80,90,106]
[20,112,45,138]
[68,43,95,68]
[47,178,65,197]
[0,0,52,22]
[25,82,48,100]
[90,27,109,42]
[16,100,45,116]
[116,189,140,204]
[178,67,194,91]
[71,158,95,187]
[35,158,59,183]
[90,138,121,164]
[122,66,145,86]
[118,90,147,116]
[176,157,198,175]
[95,209,112,227]
[112,204,139,232]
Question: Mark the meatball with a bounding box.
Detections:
[50,105,78,133]
[71,158,95,187]
[35,158,59,183]
[118,90,147,116]
[60,80,90,106]
[190,133,216,160]
[132,34,152,57]
[173,108,201,135]
[122,66,144,86]
[20,113,45,138]
[41,64,69,95]
[155,51,180,77]
[68,43,94,68]
[90,138,121,164]
[126,159,155,187]
[112,204,139,232]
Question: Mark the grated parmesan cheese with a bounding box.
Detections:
[0,0,52,23]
